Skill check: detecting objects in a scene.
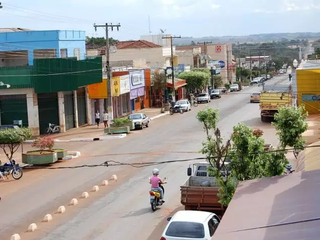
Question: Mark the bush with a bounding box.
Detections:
[32,137,55,152]
[225,83,230,90]
[113,118,131,127]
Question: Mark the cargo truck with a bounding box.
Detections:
[260,91,292,122]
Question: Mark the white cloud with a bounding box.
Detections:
[211,4,220,9]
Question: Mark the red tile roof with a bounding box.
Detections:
[116,40,161,49]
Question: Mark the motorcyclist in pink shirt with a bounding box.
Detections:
[149,168,165,202]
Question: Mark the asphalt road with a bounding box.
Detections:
[0,75,287,240]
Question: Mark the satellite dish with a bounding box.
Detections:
[109,46,117,53]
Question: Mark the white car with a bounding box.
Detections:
[197,93,211,103]
[175,99,191,112]
[250,77,262,85]
[230,84,239,92]
[128,113,149,129]
[161,210,220,240]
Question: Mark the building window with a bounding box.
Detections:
[60,49,67,58]
[74,48,80,60]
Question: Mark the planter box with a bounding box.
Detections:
[22,150,58,165]
[111,121,134,130]
[104,126,130,134]
[54,149,67,160]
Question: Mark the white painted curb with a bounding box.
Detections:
[27,223,38,232]
[101,180,109,186]
[43,214,53,222]
[56,206,66,214]
[24,134,127,143]
[10,234,21,240]
[91,185,99,192]
[150,112,169,121]
[69,198,78,206]
[81,192,89,199]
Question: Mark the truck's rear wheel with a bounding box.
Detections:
[261,116,266,122]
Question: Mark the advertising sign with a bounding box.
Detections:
[129,70,145,90]
[111,77,120,97]
[208,60,222,74]
[302,95,320,102]
[120,75,130,94]
[130,89,138,99]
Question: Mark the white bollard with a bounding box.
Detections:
[101,180,109,186]
[27,223,38,232]
[10,234,21,240]
[69,198,78,206]
[110,174,118,181]
[81,192,89,199]
[43,214,53,222]
[92,185,99,192]
[56,206,66,214]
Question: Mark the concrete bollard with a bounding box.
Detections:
[10,234,21,240]
[81,192,89,199]
[92,185,99,192]
[69,198,78,206]
[27,223,38,232]
[110,174,118,181]
[101,180,109,186]
[43,214,53,222]
[56,206,66,214]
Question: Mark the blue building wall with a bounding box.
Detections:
[0,30,86,65]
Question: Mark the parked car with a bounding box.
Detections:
[250,92,261,103]
[161,210,220,240]
[217,87,227,93]
[197,93,211,103]
[210,89,222,99]
[251,77,263,85]
[0,125,20,130]
[175,99,191,112]
[128,113,150,129]
[230,84,239,92]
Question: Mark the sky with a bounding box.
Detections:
[1,0,320,40]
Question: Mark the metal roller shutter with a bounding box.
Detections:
[77,88,87,126]
[38,93,59,134]
[0,94,28,127]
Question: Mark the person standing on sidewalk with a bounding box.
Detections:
[95,111,101,128]
[103,111,109,128]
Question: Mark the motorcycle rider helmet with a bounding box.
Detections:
[152,168,159,175]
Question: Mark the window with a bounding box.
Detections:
[165,222,205,238]
[208,219,216,237]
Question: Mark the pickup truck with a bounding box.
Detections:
[180,163,227,218]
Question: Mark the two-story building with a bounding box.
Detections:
[0,29,102,135]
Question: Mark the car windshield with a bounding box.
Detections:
[212,90,219,93]
[231,84,238,87]
[128,114,142,120]
[252,93,260,96]
[198,94,207,97]
[176,100,187,105]
[166,222,205,238]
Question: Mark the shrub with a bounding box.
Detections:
[32,137,55,152]
[112,118,131,127]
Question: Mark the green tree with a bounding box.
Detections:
[86,37,118,48]
[0,128,33,160]
[191,68,211,75]
[273,106,308,157]
[178,71,209,93]
[213,75,223,88]
[153,71,167,112]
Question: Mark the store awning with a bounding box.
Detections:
[167,78,187,90]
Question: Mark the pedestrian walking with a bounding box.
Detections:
[95,111,100,128]
[103,111,109,128]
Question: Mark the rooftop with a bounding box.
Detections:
[212,170,320,240]
[116,40,161,49]
[0,28,31,33]
[172,210,213,223]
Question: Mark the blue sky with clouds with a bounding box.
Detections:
[1,0,320,40]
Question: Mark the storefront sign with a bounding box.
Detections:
[130,89,138,99]
[87,79,108,99]
[208,60,221,74]
[302,95,320,102]
[120,75,130,94]
[111,77,120,97]
[130,70,145,90]
[137,86,145,97]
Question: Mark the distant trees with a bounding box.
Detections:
[86,37,119,48]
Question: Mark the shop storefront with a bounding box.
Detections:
[87,78,107,123]
[111,74,131,118]
[129,70,145,112]
[167,78,187,101]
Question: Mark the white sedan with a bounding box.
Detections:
[175,99,191,112]
[161,210,220,240]
[128,113,150,129]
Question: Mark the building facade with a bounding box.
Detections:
[0,29,101,135]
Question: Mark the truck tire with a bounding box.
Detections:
[261,116,266,122]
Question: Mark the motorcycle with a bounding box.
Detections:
[169,104,184,115]
[0,159,23,180]
[149,179,166,211]
[284,164,295,175]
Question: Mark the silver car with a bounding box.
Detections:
[128,113,150,129]
[197,93,211,103]
[175,100,191,112]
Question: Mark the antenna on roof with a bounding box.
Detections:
[160,29,166,34]
[148,15,151,35]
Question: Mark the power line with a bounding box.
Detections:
[21,145,320,170]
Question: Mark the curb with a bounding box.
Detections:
[24,134,127,143]
[150,112,169,121]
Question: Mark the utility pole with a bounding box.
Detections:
[0,2,3,9]
[226,45,230,83]
[198,41,212,68]
[94,23,120,120]
[162,35,181,102]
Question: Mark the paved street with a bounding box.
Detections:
[0,75,288,240]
